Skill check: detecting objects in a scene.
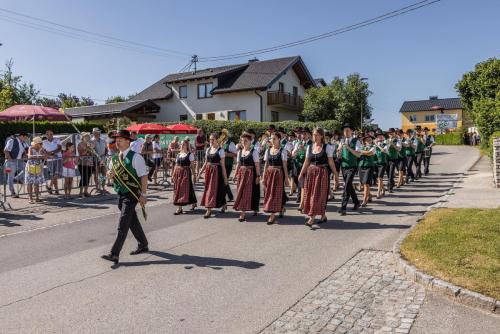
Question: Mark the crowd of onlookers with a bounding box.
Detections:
[2,127,209,204]
[463,131,481,146]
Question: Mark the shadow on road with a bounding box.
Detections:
[0,212,43,227]
[114,251,265,270]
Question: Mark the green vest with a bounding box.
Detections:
[375,143,387,165]
[223,141,234,168]
[403,138,415,157]
[341,138,358,168]
[387,138,399,160]
[359,145,375,168]
[112,150,139,194]
[416,137,426,153]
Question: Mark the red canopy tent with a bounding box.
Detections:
[0,105,68,121]
[126,123,171,134]
[164,123,198,134]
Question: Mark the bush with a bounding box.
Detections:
[167,119,341,142]
[480,130,500,159]
[0,121,103,155]
[435,130,464,145]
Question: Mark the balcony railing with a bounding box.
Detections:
[267,91,303,110]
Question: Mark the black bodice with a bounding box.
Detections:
[176,152,192,166]
[267,148,284,167]
[239,148,256,167]
[207,148,222,164]
[310,144,328,166]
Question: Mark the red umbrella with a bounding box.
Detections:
[164,123,198,134]
[126,123,171,134]
[0,105,68,121]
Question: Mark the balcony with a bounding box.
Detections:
[267,91,304,110]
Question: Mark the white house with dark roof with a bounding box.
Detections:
[66,56,319,122]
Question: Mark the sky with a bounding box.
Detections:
[0,0,499,128]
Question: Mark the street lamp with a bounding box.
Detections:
[360,77,368,131]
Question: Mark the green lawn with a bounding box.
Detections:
[401,208,500,299]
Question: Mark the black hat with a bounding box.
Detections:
[375,129,384,136]
[341,123,354,130]
[302,127,312,134]
[247,129,256,135]
[293,127,303,133]
[288,131,296,137]
[268,124,276,131]
[405,129,413,135]
[362,134,374,141]
[111,129,132,140]
[388,128,396,133]
[18,132,29,137]
[278,127,286,133]
[423,127,430,131]
[415,125,422,130]
[333,130,341,136]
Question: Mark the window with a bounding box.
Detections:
[409,115,417,122]
[293,86,298,96]
[278,82,285,92]
[228,110,246,121]
[207,113,215,120]
[271,111,279,122]
[424,115,435,122]
[198,82,213,99]
[179,85,187,99]
[196,114,203,120]
[179,114,188,121]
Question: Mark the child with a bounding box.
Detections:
[62,142,77,198]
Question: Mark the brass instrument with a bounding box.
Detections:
[218,129,229,146]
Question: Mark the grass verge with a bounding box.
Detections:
[401,208,500,299]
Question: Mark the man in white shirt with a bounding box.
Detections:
[91,128,108,192]
[102,130,149,264]
[130,132,144,154]
[42,130,62,195]
[3,132,28,197]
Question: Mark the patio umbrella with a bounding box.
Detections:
[126,123,171,134]
[164,123,198,134]
[0,105,68,121]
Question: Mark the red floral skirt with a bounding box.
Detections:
[263,167,286,213]
[201,164,226,208]
[173,166,197,206]
[302,165,329,216]
[234,166,260,212]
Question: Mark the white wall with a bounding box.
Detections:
[269,68,305,96]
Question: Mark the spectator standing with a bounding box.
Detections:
[130,132,144,153]
[141,135,156,182]
[152,135,162,184]
[42,130,62,195]
[195,129,207,175]
[25,137,46,203]
[62,142,77,198]
[77,132,94,197]
[91,128,107,192]
[3,132,29,197]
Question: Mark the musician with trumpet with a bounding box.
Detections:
[219,129,238,202]
[414,125,426,179]
[422,127,435,175]
[385,128,401,193]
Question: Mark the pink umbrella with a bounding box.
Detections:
[164,123,199,134]
[0,105,68,121]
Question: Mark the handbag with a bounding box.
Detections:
[28,164,42,175]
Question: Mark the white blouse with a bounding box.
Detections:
[206,147,225,159]
[178,152,195,162]
[305,144,334,159]
[264,148,288,161]
[237,149,259,162]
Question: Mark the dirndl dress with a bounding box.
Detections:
[200,148,226,209]
[233,148,260,212]
[302,145,330,216]
[172,152,197,206]
[263,148,288,213]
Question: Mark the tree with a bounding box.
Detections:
[105,95,127,104]
[57,93,95,109]
[455,58,500,143]
[302,73,372,128]
[0,59,39,110]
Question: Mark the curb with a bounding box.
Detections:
[392,153,499,314]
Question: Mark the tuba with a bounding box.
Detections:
[218,128,229,146]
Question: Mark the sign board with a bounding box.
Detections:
[436,114,458,130]
[136,134,197,149]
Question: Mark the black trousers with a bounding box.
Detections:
[225,162,234,201]
[405,156,415,182]
[145,158,155,179]
[78,165,93,187]
[111,192,148,256]
[423,149,432,175]
[386,159,398,190]
[341,167,359,210]
[415,152,424,178]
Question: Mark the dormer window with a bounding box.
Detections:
[198,82,214,99]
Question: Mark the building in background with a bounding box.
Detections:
[399,96,466,133]
[66,56,319,123]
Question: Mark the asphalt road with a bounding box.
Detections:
[0,145,495,333]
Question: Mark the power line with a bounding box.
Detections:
[38,93,107,102]
[198,0,441,62]
[0,7,191,59]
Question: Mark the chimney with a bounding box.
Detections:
[429,96,438,100]
[248,57,259,63]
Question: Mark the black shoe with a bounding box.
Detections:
[12,194,19,198]
[266,219,275,225]
[174,209,183,215]
[352,203,360,211]
[389,189,394,193]
[317,217,327,224]
[130,247,149,255]
[101,253,119,263]
[339,210,346,216]
[238,218,246,222]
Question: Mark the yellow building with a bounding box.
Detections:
[400,96,465,133]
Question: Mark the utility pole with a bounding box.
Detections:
[191,55,198,74]
[360,77,368,131]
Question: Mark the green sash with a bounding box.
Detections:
[112,151,147,220]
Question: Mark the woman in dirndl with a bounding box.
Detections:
[233,132,261,222]
[358,135,376,206]
[262,132,289,224]
[298,127,337,228]
[172,139,197,215]
[199,133,228,219]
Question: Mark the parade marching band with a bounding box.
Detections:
[102,125,435,263]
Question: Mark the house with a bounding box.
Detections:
[399,96,466,133]
[66,56,318,122]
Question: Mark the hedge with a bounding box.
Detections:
[0,121,103,155]
[481,130,500,159]
[163,120,342,142]
[435,130,464,145]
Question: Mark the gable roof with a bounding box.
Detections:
[65,99,160,118]
[399,97,463,113]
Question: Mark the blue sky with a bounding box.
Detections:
[0,0,498,128]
